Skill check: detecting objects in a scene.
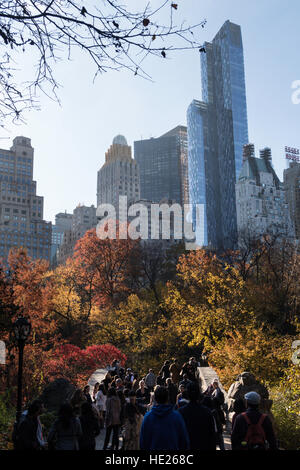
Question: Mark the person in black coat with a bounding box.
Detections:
[159,360,170,383]
[166,378,178,406]
[79,402,100,450]
[83,385,93,405]
[15,400,44,450]
[178,382,216,451]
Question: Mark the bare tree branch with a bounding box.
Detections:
[0,0,206,125]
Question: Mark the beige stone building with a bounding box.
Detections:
[97,135,140,220]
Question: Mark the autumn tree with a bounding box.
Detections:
[163,249,253,351]
[73,227,140,308]
[0,1,206,124]
[0,248,61,400]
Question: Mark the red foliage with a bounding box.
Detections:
[46,343,127,387]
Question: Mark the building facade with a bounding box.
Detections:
[97,135,140,221]
[236,145,294,240]
[0,136,51,262]
[56,204,97,264]
[284,162,300,240]
[51,211,73,263]
[134,126,188,207]
[188,21,249,250]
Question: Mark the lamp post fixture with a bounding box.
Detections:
[13,316,31,424]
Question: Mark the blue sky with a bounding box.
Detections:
[1,0,299,223]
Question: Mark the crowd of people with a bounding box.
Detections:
[13,357,278,451]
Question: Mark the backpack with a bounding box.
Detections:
[241,412,267,450]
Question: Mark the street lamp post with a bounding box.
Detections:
[13,316,31,424]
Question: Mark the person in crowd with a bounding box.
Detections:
[166,377,178,406]
[178,382,216,451]
[176,384,189,409]
[92,382,99,402]
[145,369,156,391]
[212,397,225,450]
[156,372,165,386]
[124,368,134,389]
[159,360,170,384]
[231,398,246,429]
[48,403,82,451]
[169,359,181,385]
[95,383,107,429]
[231,392,277,450]
[103,387,121,450]
[140,386,190,450]
[119,367,125,381]
[211,379,225,406]
[83,385,92,405]
[209,382,226,428]
[124,388,130,403]
[111,359,120,377]
[70,389,86,416]
[102,372,112,393]
[123,391,143,450]
[181,357,197,382]
[132,373,139,392]
[115,377,124,393]
[117,389,126,430]
[136,379,150,408]
[179,373,192,390]
[78,402,100,450]
[202,396,225,450]
[15,399,46,450]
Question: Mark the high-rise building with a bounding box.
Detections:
[236,145,294,240]
[51,211,72,263]
[0,136,51,262]
[134,126,188,207]
[97,135,140,221]
[284,162,300,240]
[56,204,97,264]
[187,21,249,250]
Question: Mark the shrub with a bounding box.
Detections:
[0,393,15,450]
[271,387,300,450]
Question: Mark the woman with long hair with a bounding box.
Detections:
[92,382,100,402]
[48,403,82,451]
[123,391,143,450]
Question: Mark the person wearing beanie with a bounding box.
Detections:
[231,391,277,450]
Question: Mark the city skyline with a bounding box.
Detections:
[0,0,299,224]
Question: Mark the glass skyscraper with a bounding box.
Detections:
[134,126,188,207]
[188,20,249,250]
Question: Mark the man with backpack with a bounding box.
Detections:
[231,392,277,450]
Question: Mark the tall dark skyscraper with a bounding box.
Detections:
[188,20,249,250]
[134,126,188,206]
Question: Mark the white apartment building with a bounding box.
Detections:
[236,146,294,241]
